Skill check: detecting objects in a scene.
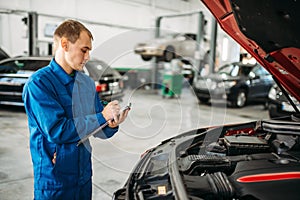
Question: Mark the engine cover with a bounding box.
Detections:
[230,158,300,199]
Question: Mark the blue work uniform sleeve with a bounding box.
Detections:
[23,74,118,144]
[93,94,119,139]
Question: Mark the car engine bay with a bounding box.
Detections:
[179,118,300,200]
[113,115,300,200]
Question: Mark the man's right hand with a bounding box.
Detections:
[102,100,128,128]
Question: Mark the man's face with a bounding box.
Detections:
[65,31,92,72]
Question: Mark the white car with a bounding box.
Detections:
[134,33,197,62]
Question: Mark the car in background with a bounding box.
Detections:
[268,83,300,119]
[0,47,9,61]
[83,59,124,102]
[193,62,274,107]
[134,33,197,62]
[113,1,300,200]
[0,56,124,106]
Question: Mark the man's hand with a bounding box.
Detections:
[102,100,129,128]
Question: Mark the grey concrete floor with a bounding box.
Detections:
[0,87,269,200]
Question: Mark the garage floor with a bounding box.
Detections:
[0,87,269,200]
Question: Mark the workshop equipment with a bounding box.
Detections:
[161,60,183,98]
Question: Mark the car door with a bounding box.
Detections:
[247,65,273,99]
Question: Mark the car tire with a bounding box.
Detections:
[141,55,152,61]
[163,46,175,62]
[232,89,247,108]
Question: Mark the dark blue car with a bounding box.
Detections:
[193,62,274,107]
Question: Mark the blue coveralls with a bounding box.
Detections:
[22,58,118,200]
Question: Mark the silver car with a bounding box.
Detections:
[134,33,197,62]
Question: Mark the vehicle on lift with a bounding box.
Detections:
[267,83,300,119]
[0,56,124,106]
[134,33,197,62]
[113,1,300,199]
[193,62,274,107]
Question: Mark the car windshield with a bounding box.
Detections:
[0,59,49,73]
[84,60,115,80]
[217,63,252,77]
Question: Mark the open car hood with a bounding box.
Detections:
[201,0,300,101]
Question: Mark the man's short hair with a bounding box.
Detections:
[54,19,93,43]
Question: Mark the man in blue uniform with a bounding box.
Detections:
[22,19,128,200]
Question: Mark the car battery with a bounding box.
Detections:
[224,135,270,155]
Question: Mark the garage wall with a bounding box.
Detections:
[0,0,239,69]
[0,1,203,51]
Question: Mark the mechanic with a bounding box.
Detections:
[22,19,129,200]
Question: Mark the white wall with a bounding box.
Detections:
[0,0,239,68]
[216,29,240,69]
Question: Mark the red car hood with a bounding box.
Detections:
[201,0,300,101]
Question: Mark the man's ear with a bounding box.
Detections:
[61,37,68,51]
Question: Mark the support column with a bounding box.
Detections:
[28,12,38,56]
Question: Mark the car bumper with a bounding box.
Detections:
[193,87,227,100]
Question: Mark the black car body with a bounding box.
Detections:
[193,62,274,107]
[0,56,124,106]
[114,0,300,199]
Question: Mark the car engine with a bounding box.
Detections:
[113,119,300,200]
[179,120,300,199]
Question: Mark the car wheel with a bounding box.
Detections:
[233,89,247,108]
[141,55,152,61]
[163,46,175,62]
